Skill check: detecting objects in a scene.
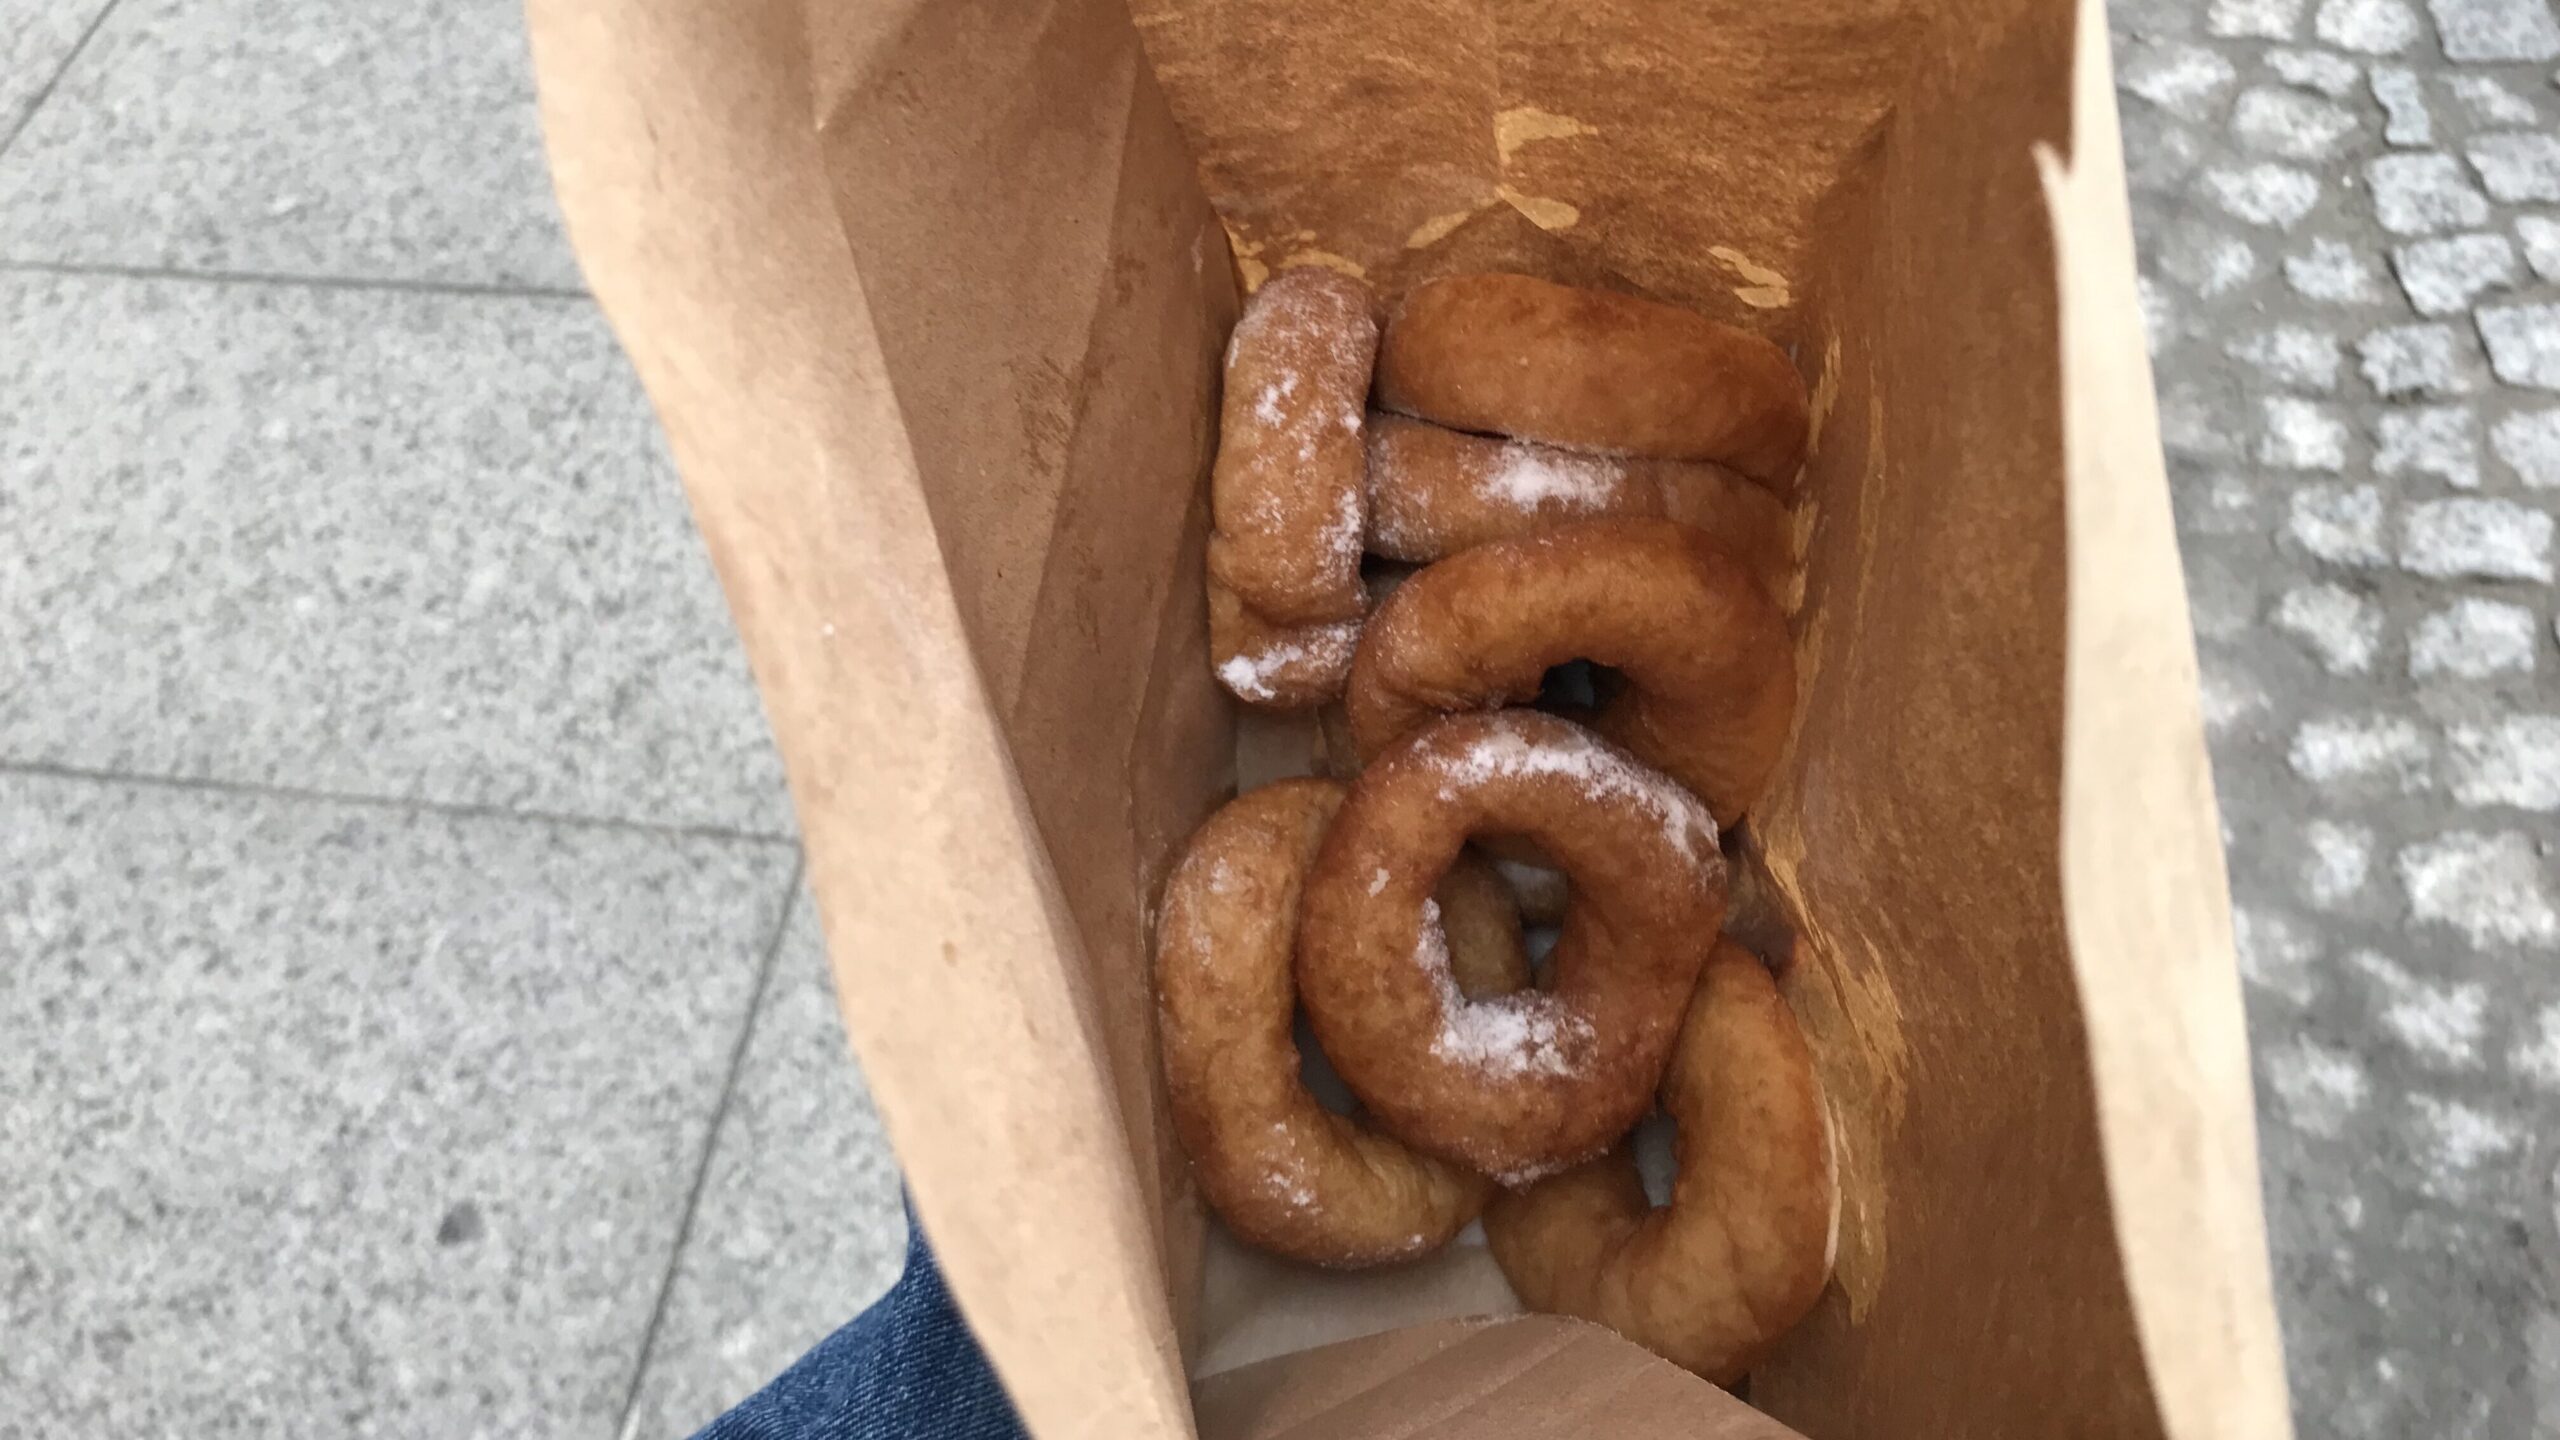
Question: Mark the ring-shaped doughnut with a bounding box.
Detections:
[1364,413,1793,596]
[1373,273,1809,488]
[1345,517,1796,826]
[1484,940,1835,1383]
[1206,268,1376,627]
[1155,778,1531,1266]
[1209,579,1360,711]
[1297,710,1725,1183]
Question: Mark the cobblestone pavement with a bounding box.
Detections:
[2109,0,2560,1432]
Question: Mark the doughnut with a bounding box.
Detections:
[1209,579,1359,711]
[1156,778,1531,1267]
[1484,941,1834,1383]
[1207,267,1377,627]
[1297,710,1726,1183]
[1315,701,1364,781]
[1365,413,1794,595]
[1344,517,1797,826]
[1374,273,1810,489]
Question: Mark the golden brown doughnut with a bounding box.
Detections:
[1156,778,1530,1266]
[1374,273,1810,489]
[1485,941,1834,1384]
[1345,518,1796,827]
[1209,579,1360,711]
[1297,711,1726,1184]
[1365,413,1794,595]
[1314,700,1364,781]
[1207,268,1377,626]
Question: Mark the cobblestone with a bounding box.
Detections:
[2425,0,2560,60]
[2373,66,2437,144]
[2319,0,2429,48]
[2375,404,2481,486]
[2289,481,2394,561]
[2163,224,2264,293]
[2400,495,2555,578]
[2351,950,2490,1063]
[2300,818,2378,905]
[2468,132,2560,201]
[2290,712,2437,787]
[2447,715,2560,807]
[2368,152,2495,233]
[2490,407,2560,484]
[2516,1006,2560,1083]
[2277,582,2388,669]
[2125,42,2242,117]
[2446,74,2544,125]
[2391,232,2519,313]
[2209,162,2326,226]
[2236,86,2364,157]
[2215,0,2311,36]
[2268,46,2368,93]
[2237,902,2327,1000]
[2232,323,2347,387]
[2105,0,2560,1421]
[2476,301,2560,386]
[2398,830,2560,947]
[2519,215,2560,278]
[2263,396,2356,466]
[2286,235,2387,298]
[2262,1035,2372,1134]
[2410,596,2539,675]
[2360,321,2477,394]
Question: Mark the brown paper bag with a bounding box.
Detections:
[526,0,2292,1434]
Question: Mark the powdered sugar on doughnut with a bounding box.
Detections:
[1430,714,1719,863]
[1216,618,1360,702]
[1256,1120,1320,1211]
[1477,444,1631,512]
[1317,484,1363,569]
[1252,371,1301,427]
[1412,899,1593,1080]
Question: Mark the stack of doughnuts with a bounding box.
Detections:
[1162,268,1832,1386]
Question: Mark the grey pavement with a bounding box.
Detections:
[2111,0,2560,1433]
[0,0,2553,1435]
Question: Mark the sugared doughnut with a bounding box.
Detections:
[1209,579,1359,711]
[1207,268,1377,627]
[1374,273,1810,489]
[1156,778,1530,1267]
[1365,413,1793,595]
[1485,941,1834,1383]
[1297,711,1726,1183]
[1345,518,1796,826]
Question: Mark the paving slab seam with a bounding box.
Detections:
[0,759,799,850]
[611,860,810,1440]
[0,256,589,302]
[0,0,124,162]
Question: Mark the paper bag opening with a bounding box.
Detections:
[529,0,2290,1435]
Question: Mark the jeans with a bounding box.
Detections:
[694,1203,1029,1440]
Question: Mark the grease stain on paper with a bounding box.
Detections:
[1226,222,1367,290]
[1277,247,1367,279]
[1753,839,1908,1321]
[1405,208,1480,250]
[1709,244,1792,309]
[1495,185,1580,233]
[1495,105,1598,164]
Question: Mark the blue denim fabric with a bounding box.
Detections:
[694,1205,1029,1440]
